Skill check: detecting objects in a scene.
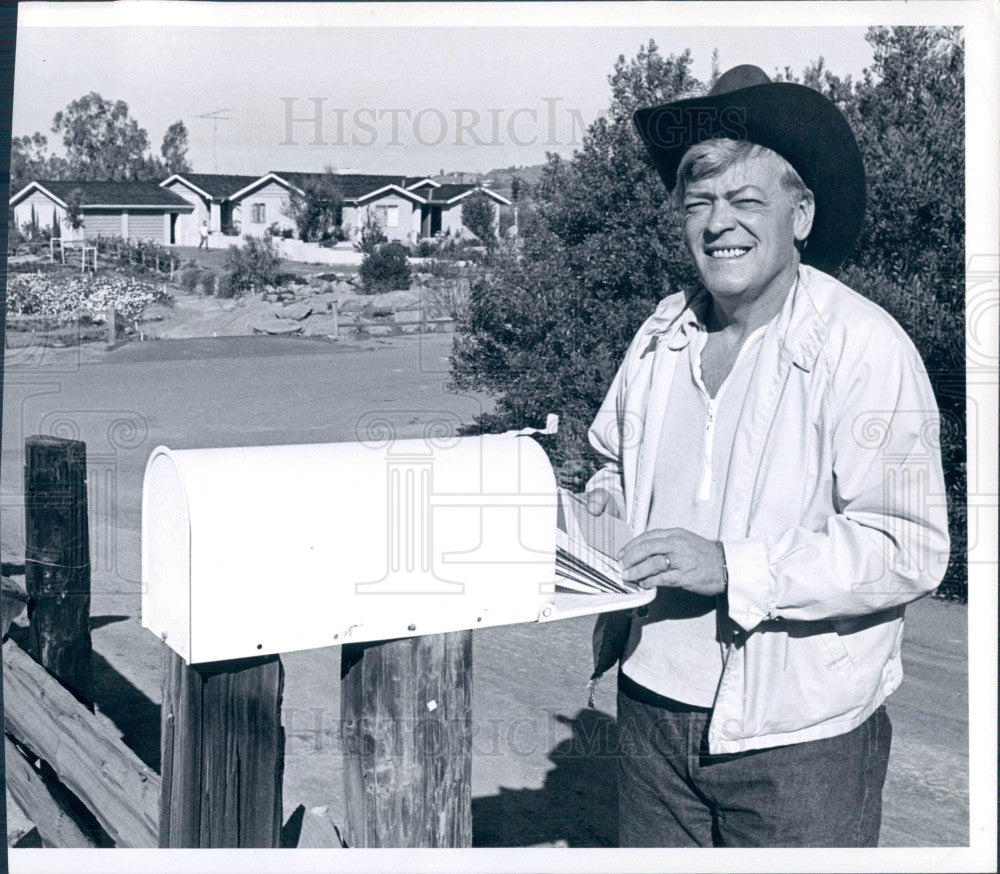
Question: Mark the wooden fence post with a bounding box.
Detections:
[23,435,92,702]
[107,306,116,346]
[159,646,284,848]
[341,630,472,847]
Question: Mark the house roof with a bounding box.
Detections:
[408,183,512,206]
[268,172,430,200]
[195,170,512,208]
[162,173,260,200]
[12,180,194,209]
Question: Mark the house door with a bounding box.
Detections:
[420,206,443,237]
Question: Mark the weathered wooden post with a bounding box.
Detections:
[23,435,92,702]
[332,300,339,340]
[106,306,116,346]
[341,630,472,847]
[159,648,284,848]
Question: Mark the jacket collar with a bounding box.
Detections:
[648,264,830,372]
[774,265,830,373]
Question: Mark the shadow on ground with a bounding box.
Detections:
[88,654,162,772]
[473,708,619,847]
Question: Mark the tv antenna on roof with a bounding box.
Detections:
[192,109,235,173]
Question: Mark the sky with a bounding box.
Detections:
[13,7,877,177]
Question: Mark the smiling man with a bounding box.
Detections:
[583,66,950,847]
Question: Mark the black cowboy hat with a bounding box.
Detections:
[633,64,866,274]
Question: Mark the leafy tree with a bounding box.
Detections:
[283,168,344,242]
[838,27,966,600]
[10,132,51,192]
[13,93,182,186]
[64,187,85,230]
[844,28,963,304]
[450,41,702,486]
[161,120,192,174]
[461,190,497,244]
[51,92,153,180]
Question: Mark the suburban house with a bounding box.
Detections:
[225,171,510,242]
[10,180,195,245]
[159,173,259,246]
[10,170,511,250]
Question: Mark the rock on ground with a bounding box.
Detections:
[278,303,313,321]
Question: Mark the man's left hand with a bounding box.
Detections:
[618,528,726,596]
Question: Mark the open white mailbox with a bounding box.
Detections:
[142,432,653,664]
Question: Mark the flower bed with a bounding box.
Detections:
[6,272,171,324]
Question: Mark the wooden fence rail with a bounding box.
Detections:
[3,639,160,847]
[4,734,98,848]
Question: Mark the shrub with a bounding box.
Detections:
[197,270,218,295]
[359,241,412,294]
[224,235,281,295]
[7,260,64,274]
[7,220,26,254]
[354,213,387,254]
[497,205,515,238]
[275,272,309,286]
[412,239,437,258]
[215,270,237,299]
[178,267,203,291]
[424,277,471,321]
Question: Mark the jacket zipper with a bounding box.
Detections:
[698,399,717,501]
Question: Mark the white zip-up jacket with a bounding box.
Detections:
[587,264,950,754]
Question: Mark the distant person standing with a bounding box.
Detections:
[198,220,210,250]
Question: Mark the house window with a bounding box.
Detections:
[375,204,399,229]
[251,203,266,224]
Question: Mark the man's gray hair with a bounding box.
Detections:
[671,139,812,210]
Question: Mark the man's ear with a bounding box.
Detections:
[793,191,815,243]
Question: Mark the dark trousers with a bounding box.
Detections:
[616,678,892,847]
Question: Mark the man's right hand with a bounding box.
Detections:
[585,487,625,520]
